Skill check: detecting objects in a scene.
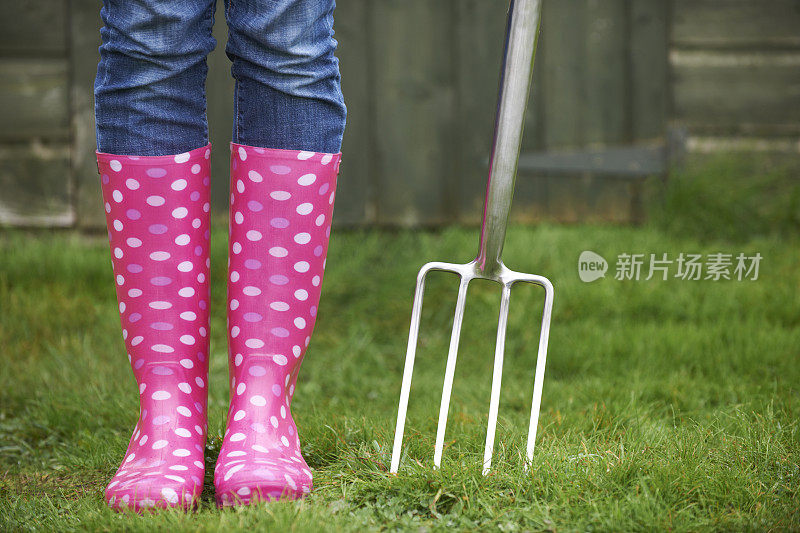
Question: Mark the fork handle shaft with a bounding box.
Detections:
[476,0,543,276]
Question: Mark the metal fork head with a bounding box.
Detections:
[388,0,548,476]
[389,258,554,475]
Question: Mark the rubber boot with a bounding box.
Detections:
[96,145,212,512]
[214,143,340,505]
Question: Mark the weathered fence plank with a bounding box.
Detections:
[70,0,105,229]
[542,0,586,151]
[672,0,800,49]
[0,2,67,55]
[672,51,800,135]
[583,0,634,222]
[333,0,372,226]
[0,59,70,142]
[671,0,800,142]
[0,144,73,227]
[454,0,506,224]
[537,0,589,222]
[630,0,669,141]
[584,0,628,145]
[371,0,457,226]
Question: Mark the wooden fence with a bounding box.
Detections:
[1,0,798,228]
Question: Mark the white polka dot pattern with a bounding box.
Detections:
[97,144,211,512]
[214,143,340,506]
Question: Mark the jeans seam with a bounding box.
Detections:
[201,0,214,146]
[100,1,112,90]
[227,0,240,143]
[96,0,113,152]
[234,79,241,144]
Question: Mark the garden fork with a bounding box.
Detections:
[389,0,553,476]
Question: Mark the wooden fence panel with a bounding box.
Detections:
[517,0,636,223]
[0,59,70,142]
[584,0,629,145]
[542,0,586,151]
[630,0,669,141]
[628,0,669,223]
[672,52,800,136]
[670,0,800,141]
[70,0,104,229]
[537,0,589,222]
[0,3,67,55]
[332,0,372,226]
[0,145,72,226]
[672,0,800,49]
[582,0,634,222]
[0,1,73,228]
[454,0,506,224]
[371,0,457,226]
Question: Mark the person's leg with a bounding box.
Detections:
[225,0,347,153]
[215,0,345,505]
[95,0,216,155]
[94,0,215,512]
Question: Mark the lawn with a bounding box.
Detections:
[1,156,799,531]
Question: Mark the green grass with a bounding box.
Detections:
[1,156,799,531]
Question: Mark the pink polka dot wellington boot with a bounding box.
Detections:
[96,145,212,512]
[214,143,340,506]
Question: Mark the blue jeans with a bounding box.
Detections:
[95,0,347,156]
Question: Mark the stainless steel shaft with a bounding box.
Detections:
[476,0,543,278]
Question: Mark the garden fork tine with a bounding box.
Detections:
[390,0,552,475]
